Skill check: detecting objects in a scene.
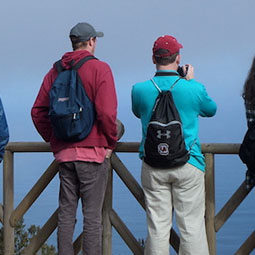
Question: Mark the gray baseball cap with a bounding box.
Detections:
[69,22,104,42]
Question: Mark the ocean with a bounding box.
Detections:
[1,150,255,254]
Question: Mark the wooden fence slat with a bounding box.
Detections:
[201,143,240,154]
[169,229,180,253]
[109,209,144,255]
[102,165,113,255]
[6,142,51,152]
[3,150,14,255]
[73,233,83,255]
[205,153,216,255]
[215,180,253,232]
[114,143,241,154]
[5,142,241,154]
[21,209,58,255]
[10,160,59,227]
[235,231,255,255]
[111,153,145,209]
[0,203,3,224]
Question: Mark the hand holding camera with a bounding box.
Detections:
[178,64,194,80]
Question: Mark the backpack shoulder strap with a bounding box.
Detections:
[54,55,98,73]
[170,77,182,90]
[151,77,182,92]
[72,55,98,70]
[54,60,65,73]
[150,78,162,93]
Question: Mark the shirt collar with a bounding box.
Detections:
[156,69,178,74]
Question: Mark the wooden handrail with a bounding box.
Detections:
[2,141,254,255]
[5,142,240,154]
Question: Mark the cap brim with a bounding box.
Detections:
[96,31,104,37]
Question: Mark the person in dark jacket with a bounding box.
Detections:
[0,97,9,162]
[242,57,255,189]
[31,22,118,255]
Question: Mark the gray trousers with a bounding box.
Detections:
[57,160,109,255]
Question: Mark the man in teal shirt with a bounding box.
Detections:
[132,35,217,255]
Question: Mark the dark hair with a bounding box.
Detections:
[242,57,255,107]
[154,49,179,66]
[70,36,88,51]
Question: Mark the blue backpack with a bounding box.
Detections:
[49,55,97,142]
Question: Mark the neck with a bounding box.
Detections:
[75,47,94,54]
[156,63,178,71]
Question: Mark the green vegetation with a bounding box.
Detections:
[0,219,57,255]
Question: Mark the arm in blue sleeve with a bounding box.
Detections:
[199,85,217,117]
[131,86,141,118]
[0,99,9,162]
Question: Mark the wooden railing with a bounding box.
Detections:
[1,142,255,255]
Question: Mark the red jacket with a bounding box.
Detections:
[31,50,118,153]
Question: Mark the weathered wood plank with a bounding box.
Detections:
[10,160,59,227]
[3,150,14,255]
[205,153,216,255]
[0,203,3,224]
[215,180,253,232]
[111,153,145,209]
[21,209,58,255]
[110,209,144,255]
[5,142,241,154]
[102,166,113,255]
[235,231,255,255]
[73,233,83,255]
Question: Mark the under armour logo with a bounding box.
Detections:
[157,130,171,139]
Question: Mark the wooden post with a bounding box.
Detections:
[3,150,14,255]
[204,153,216,255]
[0,203,4,223]
[102,163,113,255]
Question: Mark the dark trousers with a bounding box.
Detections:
[57,160,109,255]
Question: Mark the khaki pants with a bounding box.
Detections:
[142,161,209,255]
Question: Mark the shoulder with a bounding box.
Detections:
[132,80,152,91]
[88,59,112,72]
[179,78,207,93]
[180,78,204,87]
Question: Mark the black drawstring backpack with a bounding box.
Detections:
[144,75,190,168]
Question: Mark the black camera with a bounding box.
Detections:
[177,65,189,77]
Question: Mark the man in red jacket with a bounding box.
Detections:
[31,22,118,255]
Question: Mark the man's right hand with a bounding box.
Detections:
[105,149,112,159]
[185,64,194,80]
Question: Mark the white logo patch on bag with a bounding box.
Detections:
[158,143,169,156]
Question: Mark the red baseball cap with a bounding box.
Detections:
[153,35,183,57]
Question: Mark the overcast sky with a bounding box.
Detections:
[1,1,255,252]
[1,0,255,143]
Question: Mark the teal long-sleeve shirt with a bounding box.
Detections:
[131,70,217,171]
